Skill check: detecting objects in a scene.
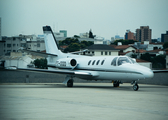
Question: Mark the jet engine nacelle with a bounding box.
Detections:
[55,58,77,69]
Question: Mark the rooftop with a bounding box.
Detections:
[85,44,119,51]
[114,45,136,50]
[147,49,163,53]
[136,59,150,63]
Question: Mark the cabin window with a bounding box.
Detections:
[96,60,100,65]
[109,52,111,55]
[92,60,96,65]
[101,60,105,65]
[105,52,107,55]
[111,57,117,66]
[101,51,103,55]
[88,60,91,65]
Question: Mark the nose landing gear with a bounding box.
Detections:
[131,81,139,91]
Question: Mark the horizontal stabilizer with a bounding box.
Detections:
[19,49,57,57]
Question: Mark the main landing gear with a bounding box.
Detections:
[113,80,139,91]
[131,81,139,91]
[63,76,74,87]
[67,79,73,87]
[113,80,122,87]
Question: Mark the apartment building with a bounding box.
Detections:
[136,26,152,42]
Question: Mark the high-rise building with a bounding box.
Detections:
[161,31,168,43]
[125,30,135,40]
[0,18,1,41]
[136,26,152,42]
[60,30,67,37]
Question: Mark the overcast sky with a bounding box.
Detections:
[0,0,168,40]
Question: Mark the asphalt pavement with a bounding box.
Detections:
[0,83,168,120]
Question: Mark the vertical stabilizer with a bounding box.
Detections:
[43,26,63,56]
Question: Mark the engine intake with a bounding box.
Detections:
[55,58,77,69]
[70,59,77,67]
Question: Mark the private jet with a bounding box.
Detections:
[18,26,155,91]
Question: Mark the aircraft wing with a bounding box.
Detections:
[19,49,57,57]
[153,70,168,73]
[14,68,93,77]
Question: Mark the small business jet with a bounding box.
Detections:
[18,26,154,91]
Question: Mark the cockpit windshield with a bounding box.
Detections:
[118,57,131,66]
[111,57,136,66]
[129,57,136,64]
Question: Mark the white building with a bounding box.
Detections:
[166,54,168,69]
[0,18,1,41]
[54,32,64,38]
[81,44,119,56]
[26,41,45,52]
[80,32,89,38]
[1,35,46,56]
[3,37,21,55]
[144,41,163,51]
[1,55,33,68]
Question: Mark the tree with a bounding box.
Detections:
[140,53,151,62]
[89,29,94,38]
[64,43,81,53]
[140,53,166,69]
[131,54,137,58]
[152,55,166,68]
[33,58,47,69]
[163,42,168,49]
[74,35,80,38]
[61,38,79,45]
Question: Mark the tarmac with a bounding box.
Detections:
[0,83,168,120]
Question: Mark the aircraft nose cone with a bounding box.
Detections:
[143,69,154,79]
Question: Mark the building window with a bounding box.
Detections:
[105,51,107,55]
[101,51,103,55]
[13,44,16,47]
[7,50,11,53]
[13,50,16,52]
[7,44,11,47]
[37,43,40,47]
[109,52,111,55]
[4,44,5,47]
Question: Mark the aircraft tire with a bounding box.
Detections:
[133,84,139,91]
[113,81,119,87]
[67,79,73,87]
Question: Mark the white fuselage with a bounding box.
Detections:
[48,53,154,82]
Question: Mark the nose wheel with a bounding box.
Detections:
[131,81,139,91]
